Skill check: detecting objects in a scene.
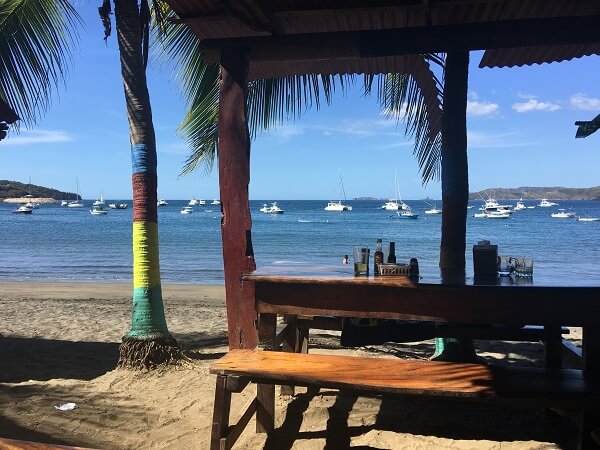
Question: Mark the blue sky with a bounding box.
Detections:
[0,6,598,201]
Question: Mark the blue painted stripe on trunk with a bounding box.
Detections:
[131,144,157,174]
[125,286,170,339]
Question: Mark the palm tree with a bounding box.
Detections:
[99,0,181,369]
[0,0,80,129]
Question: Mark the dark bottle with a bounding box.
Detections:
[374,238,384,276]
[409,258,419,277]
[387,241,397,264]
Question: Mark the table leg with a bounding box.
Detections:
[281,315,299,396]
[257,313,276,433]
[579,326,600,449]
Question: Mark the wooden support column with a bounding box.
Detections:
[218,47,258,350]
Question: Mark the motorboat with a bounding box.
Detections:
[478,198,512,214]
[424,201,442,214]
[538,199,558,207]
[577,216,600,222]
[198,199,206,206]
[189,197,199,206]
[325,201,352,211]
[14,205,33,214]
[396,209,419,219]
[473,212,510,219]
[325,170,352,211]
[157,199,168,206]
[551,209,576,218]
[90,205,108,215]
[60,200,68,206]
[23,201,39,209]
[109,203,128,209]
[260,202,285,214]
[211,199,221,205]
[514,199,526,211]
[180,206,194,214]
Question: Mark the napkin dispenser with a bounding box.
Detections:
[473,240,498,277]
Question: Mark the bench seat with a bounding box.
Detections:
[209,349,600,449]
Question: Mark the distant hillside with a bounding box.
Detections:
[0,180,78,200]
[470,186,600,201]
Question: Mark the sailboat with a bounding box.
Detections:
[324,170,352,211]
[381,169,409,211]
[67,177,84,208]
[93,191,105,206]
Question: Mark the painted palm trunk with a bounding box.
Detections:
[114,0,179,368]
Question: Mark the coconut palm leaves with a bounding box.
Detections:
[158,19,349,175]
[0,0,80,126]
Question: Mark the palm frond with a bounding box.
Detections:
[156,13,354,175]
[0,0,80,126]
[367,55,444,185]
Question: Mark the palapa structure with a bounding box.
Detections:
[163,0,600,350]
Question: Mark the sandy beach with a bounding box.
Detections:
[0,281,581,449]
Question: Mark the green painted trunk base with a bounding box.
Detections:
[431,337,480,363]
[125,286,170,340]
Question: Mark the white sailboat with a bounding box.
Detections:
[68,177,84,208]
[324,170,352,211]
[424,201,442,215]
[381,169,409,211]
[93,191,105,206]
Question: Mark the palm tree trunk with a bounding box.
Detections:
[114,0,180,369]
[432,51,478,362]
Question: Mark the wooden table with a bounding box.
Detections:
[242,264,600,373]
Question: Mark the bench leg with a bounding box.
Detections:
[544,324,563,368]
[281,315,300,396]
[256,383,275,433]
[211,375,231,450]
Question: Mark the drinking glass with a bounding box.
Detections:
[353,246,370,276]
[514,258,534,277]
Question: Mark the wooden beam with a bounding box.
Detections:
[199,15,600,63]
[218,47,258,350]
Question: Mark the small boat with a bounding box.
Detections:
[60,200,68,206]
[68,177,84,207]
[109,203,128,209]
[14,205,33,214]
[424,201,442,215]
[514,199,526,211]
[538,199,558,207]
[90,205,108,215]
[527,206,536,209]
[211,199,221,205]
[396,209,419,219]
[157,199,168,206]
[551,209,576,218]
[198,199,206,206]
[260,202,284,214]
[189,197,199,206]
[180,206,194,214]
[325,170,352,211]
[478,198,512,214]
[93,192,105,206]
[577,216,600,222]
[473,212,510,219]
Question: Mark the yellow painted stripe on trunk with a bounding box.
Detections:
[133,221,161,289]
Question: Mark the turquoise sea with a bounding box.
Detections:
[2,199,599,284]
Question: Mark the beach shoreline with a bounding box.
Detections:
[0,281,580,449]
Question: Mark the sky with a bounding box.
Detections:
[0,6,599,201]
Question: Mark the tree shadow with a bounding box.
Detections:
[0,337,119,382]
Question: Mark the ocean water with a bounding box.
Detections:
[2,199,599,284]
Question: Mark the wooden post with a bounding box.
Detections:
[218,47,258,350]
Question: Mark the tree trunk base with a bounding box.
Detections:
[118,336,182,370]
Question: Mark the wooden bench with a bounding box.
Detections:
[209,349,600,450]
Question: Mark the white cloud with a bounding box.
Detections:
[0,129,73,146]
[570,93,600,111]
[467,100,500,117]
[512,98,560,113]
[467,130,539,149]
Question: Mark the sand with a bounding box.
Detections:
[0,281,581,449]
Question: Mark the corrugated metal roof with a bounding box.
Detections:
[167,0,600,68]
